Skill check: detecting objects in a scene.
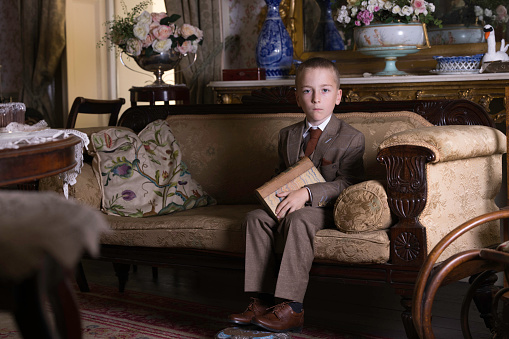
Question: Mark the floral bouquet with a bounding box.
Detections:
[429,1,507,35]
[336,0,442,30]
[473,2,508,29]
[98,0,203,57]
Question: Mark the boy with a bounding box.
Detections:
[228,57,365,333]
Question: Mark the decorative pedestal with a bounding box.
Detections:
[129,85,190,107]
[353,23,429,76]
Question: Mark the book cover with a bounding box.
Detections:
[255,157,325,220]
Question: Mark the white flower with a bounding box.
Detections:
[135,11,152,25]
[392,5,401,15]
[351,7,358,16]
[402,5,413,16]
[336,6,350,24]
[152,39,173,53]
[368,0,378,7]
[474,6,483,17]
[133,23,150,40]
[384,1,393,10]
[126,38,142,56]
[427,3,435,12]
[485,8,493,17]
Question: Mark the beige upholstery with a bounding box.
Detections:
[314,229,390,264]
[40,111,505,265]
[165,111,431,204]
[39,163,101,210]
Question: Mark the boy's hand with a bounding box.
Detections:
[275,188,310,219]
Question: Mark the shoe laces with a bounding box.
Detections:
[245,297,261,312]
[267,301,291,320]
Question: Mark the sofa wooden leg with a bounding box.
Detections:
[113,263,130,293]
[74,261,89,292]
[400,295,419,339]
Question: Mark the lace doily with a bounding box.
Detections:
[0,121,89,198]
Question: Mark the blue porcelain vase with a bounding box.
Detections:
[311,0,344,51]
[256,0,294,78]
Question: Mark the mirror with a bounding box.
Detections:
[290,0,508,76]
[295,0,508,53]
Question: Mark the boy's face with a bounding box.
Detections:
[295,67,342,126]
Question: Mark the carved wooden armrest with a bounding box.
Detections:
[377,125,506,267]
[377,145,435,267]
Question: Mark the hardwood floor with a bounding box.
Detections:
[80,259,495,339]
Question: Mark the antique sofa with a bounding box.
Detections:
[40,97,506,337]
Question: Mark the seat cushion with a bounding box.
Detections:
[100,205,258,253]
[101,204,390,264]
[314,229,390,264]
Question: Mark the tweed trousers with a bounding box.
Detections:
[243,207,334,303]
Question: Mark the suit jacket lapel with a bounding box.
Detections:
[312,115,341,167]
[286,120,305,165]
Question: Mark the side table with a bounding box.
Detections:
[0,135,85,339]
[0,136,79,186]
[129,85,190,106]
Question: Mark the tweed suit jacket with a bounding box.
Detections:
[277,114,365,208]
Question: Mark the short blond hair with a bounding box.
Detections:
[295,57,341,88]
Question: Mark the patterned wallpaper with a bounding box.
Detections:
[0,1,22,100]
[223,0,265,69]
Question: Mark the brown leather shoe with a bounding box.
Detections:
[251,302,304,333]
[228,298,270,325]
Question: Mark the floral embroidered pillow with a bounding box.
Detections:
[90,120,215,217]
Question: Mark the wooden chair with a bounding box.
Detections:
[66,97,125,129]
[412,209,509,338]
[412,88,509,338]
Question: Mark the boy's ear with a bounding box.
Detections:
[336,89,342,105]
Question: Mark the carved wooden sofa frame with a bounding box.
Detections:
[82,93,499,338]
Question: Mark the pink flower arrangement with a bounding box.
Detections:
[99,0,203,57]
[336,0,441,29]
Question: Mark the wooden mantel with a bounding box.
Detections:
[208,73,509,121]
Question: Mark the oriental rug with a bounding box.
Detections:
[0,283,384,339]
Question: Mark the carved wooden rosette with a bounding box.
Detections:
[377,145,436,267]
[413,100,495,127]
[242,86,297,104]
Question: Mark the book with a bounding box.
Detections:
[255,157,325,220]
